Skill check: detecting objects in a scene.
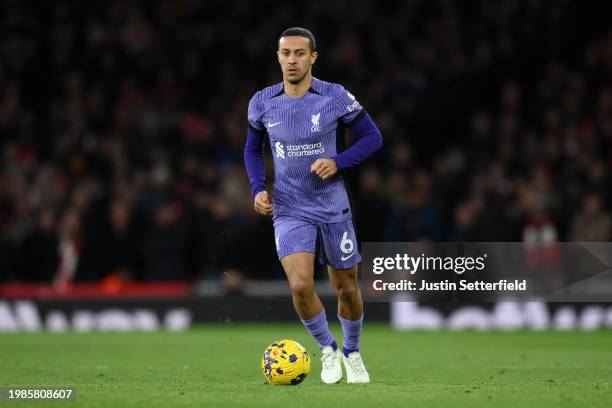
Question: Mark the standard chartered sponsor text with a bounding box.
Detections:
[287,142,325,157]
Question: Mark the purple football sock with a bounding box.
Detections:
[338,314,363,357]
[301,309,337,351]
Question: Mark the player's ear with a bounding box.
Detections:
[310,51,318,65]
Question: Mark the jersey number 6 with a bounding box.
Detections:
[340,231,354,254]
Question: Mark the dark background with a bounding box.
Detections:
[1,0,611,284]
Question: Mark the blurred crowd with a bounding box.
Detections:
[1,0,611,283]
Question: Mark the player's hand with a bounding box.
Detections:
[310,159,338,180]
[254,191,273,215]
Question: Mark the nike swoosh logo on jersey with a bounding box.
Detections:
[341,252,356,261]
[267,121,282,128]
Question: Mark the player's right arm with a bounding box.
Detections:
[244,92,273,215]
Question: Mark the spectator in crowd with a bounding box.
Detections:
[20,208,58,282]
[569,194,612,242]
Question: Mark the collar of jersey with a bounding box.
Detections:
[272,77,322,98]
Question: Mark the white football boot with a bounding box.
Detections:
[343,351,370,383]
[320,346,343,384]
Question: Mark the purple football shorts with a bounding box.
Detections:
[272,215,362,269]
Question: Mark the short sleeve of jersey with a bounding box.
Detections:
[333,84,364,125]
[247,92,265,131]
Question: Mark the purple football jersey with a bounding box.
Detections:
[247,78,364,223]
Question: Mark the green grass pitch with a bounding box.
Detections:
[1,324,611,407]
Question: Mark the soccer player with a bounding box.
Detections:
[244,27,382,384]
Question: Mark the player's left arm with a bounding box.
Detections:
[311,86,382,180]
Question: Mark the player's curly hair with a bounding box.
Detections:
[279,27,317,52]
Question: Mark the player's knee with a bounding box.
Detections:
[331,271,357,292]
[336,284,358,304]
[289,279,314,299]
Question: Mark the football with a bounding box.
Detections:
[261,339,311,385]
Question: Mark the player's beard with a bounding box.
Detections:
[286,65,310,85]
